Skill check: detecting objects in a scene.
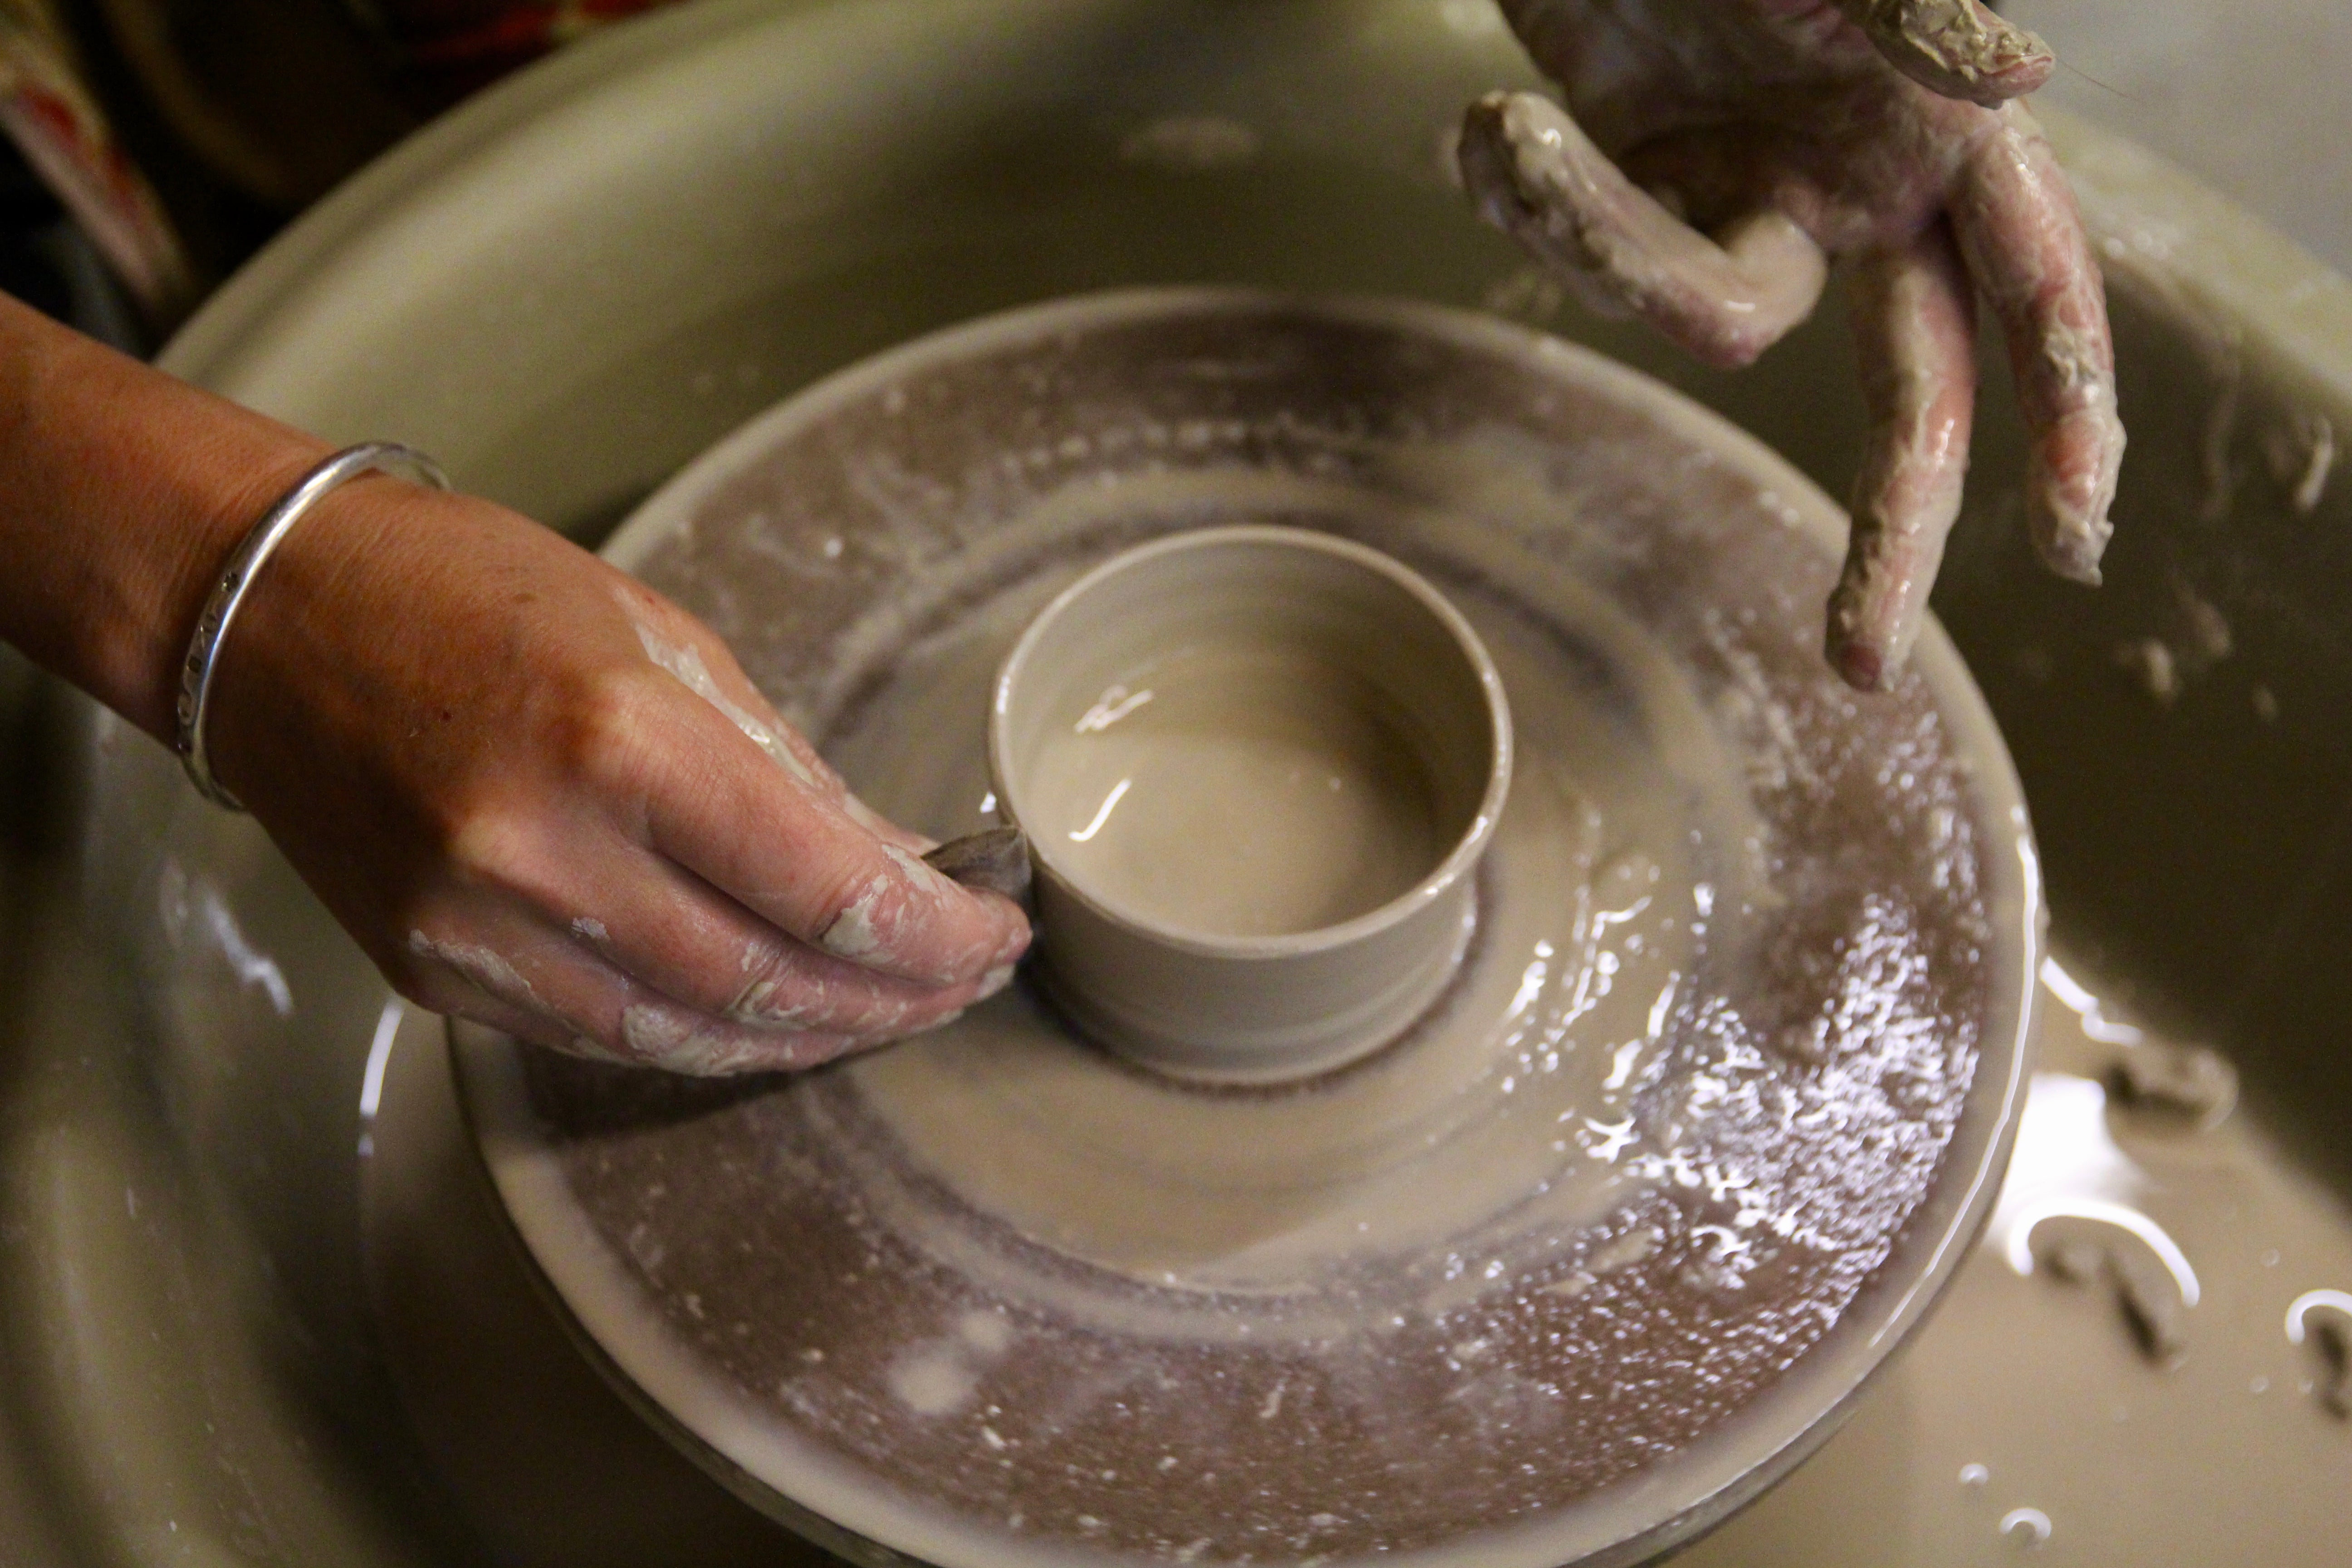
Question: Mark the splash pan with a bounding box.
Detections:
[456,290,2040,1568]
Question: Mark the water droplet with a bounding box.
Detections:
[1959,1462,1991,1488]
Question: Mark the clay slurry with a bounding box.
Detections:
[1027,637,1446,937]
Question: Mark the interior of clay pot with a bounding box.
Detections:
[0,2,2346,1566]
[994,527,1500,944]
[987,522,1512,1080]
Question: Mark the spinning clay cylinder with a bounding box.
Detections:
[990,526,1512,1083]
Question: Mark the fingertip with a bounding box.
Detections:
[2030,475,2117,586]
[1955,39,2056,108]
[2039,536,2107,588]
[1856,1,2054,108]
[1985,50,2056,104]
[1825,618,1893,694]
[1695,335,1769,373]
[805,842,1031,987]
[1457,92,1540,234]
[961,899,1033,987]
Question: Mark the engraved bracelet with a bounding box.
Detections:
[174,442,450,810]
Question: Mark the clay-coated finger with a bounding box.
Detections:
[402,914,875,1074]
[408,967,580,1058]
[1949,106,2125,583]
[1836,0,2053,108]
[1826,221,1980,691]
[638,690,1029,987]
[616,594,926,841]
[616,584,934,856]
[1459,91,1828,369]
[549,837,1015,1034]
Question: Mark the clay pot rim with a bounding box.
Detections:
[986,521,1515,960]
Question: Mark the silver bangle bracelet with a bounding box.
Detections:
[174,441,451,811]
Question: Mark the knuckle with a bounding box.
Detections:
[715,942,800,1021]
[428,808,579,922]
[440,804,536,887]
[550,664,670,792]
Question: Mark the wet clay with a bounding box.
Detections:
[990,524,1511,1078]
[465,294,2037,1568]
[1027,642,1445,937]
[843,572,1691,1298]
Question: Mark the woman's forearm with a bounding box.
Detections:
[0,290,1028,1073]
[0,290,328,740]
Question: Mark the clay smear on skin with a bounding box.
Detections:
[817,874,891,960]
[626,607,821,788]
[616,1001,819,1075]
[627,598,986,980]
[409,930,539,1014]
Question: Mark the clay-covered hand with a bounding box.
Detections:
[206,481,1030,1073]
[1463,0,2124,689]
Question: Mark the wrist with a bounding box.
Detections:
[142,439,336,741]
[197,470,489,815]
[175,446,451,808]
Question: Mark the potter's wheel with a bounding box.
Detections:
[456,290,2037,1568]
[7,4,2337,1563]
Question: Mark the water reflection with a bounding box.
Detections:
[1999,1506,2053,1548]
[2039,956,2144,1046]
[1987,1069,2200,1315]
[2284,1289,2352,1344]
[358,995,403,1159]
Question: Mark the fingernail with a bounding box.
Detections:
[2037,507,2111,585]
[978,964,1017,1000]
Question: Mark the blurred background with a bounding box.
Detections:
[3,0,2348,355]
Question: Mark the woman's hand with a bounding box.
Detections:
[1465,0,2124,689]
[0,293,1023,1075]
[203,479,1030,1074]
